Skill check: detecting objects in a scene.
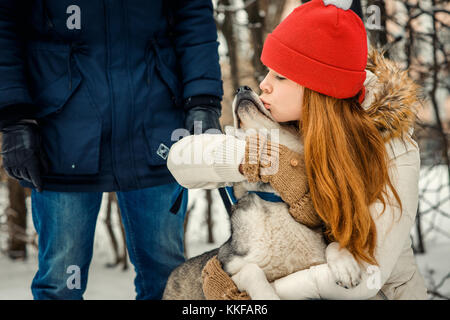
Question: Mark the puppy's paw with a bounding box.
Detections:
[326,242,362,289]
[231,264,280,300]
[231,263,265,292]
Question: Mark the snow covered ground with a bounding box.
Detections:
[0,165,449,299]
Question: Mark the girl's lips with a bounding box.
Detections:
[261,98,271,109]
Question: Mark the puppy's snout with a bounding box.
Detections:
[236,85,252,95]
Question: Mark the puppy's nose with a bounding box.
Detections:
[236,86,252,94]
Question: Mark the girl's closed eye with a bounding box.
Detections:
[276,75,286,80]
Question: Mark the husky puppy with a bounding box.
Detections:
[162,88,361,300]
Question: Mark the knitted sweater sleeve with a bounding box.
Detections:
[270,138,421,300]
[167,133,247,189]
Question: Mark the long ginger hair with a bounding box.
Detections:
[300,87,403,266]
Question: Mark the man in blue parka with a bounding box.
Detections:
[0,0,223,299]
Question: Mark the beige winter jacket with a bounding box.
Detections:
[167,50,428,300]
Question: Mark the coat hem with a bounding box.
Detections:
[19,171,178,193]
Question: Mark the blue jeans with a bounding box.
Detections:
[30,182,188,300]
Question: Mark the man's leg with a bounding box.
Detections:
[116,183,188,299]
[30,190,103,299]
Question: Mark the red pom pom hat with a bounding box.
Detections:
[261,0,368,103]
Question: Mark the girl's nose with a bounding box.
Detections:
[259,75,272,94]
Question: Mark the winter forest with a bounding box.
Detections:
[0,0,449,300]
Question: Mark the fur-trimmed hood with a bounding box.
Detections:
[361,49,423,143]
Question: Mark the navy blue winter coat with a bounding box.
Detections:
[0,0,223,192]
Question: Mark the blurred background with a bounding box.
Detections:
[0,0,449,299]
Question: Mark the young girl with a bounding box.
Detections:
[168,0,428,299]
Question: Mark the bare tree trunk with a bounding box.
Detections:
[219,0,240,92]
[104,192,128,270]
[117,203,128,271]
[205,190,214,244]
[404,2,414,70]
[246,0,267,83]
[367,0,389,57]
[430,0,450,185]
[104,192,120,267]
[261,0,288,34]
[414,207,425,254]
[6,178,27,260]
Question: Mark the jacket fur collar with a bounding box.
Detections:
[362,49,423,143]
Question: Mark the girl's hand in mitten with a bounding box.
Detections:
[240,133,322,228]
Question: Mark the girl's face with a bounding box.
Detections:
[259,68,304,123]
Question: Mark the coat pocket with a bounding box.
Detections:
[27,43,102,175]
[143,38,185,166]
[145,39,183,107]
[32,66,82,118]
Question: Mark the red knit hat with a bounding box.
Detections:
[261,0,367,103]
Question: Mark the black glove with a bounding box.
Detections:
[184,95,222,135]
[1,119,50,192]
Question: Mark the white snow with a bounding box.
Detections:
[0,165,448,299]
